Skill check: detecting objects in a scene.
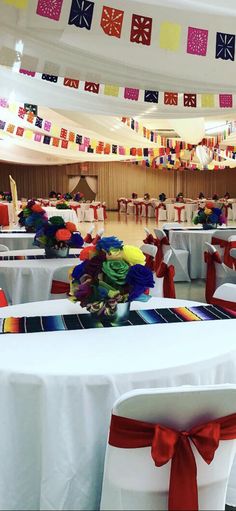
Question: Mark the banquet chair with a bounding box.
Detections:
[150,249,176,298]
[204,242,236,303]
[50,266,70,299]
[174,203,186,222]
[154,228,190,282]
[212,283,236,310]
[140,243,157,272]
[211,231,233,264]
[0,244,9,252]
[154,203,167,223]
[100,384,236,511]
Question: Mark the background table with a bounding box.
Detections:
[0,232,36,250]
[0,249,80,304]
[44,207,79,226]
[0,297,235,510]
[170,228,236,278]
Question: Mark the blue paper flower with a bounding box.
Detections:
[72,262,86,281]
[96,236,123,253]
[125,264,154,300]
[69,232,84,248]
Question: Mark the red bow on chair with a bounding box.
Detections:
[154,236,170,273]
[211,236,233,268]
[174,205,185,223]
[156,261,175,298]
[143,233,155,245]
[204,251,222,303]
[89,205,98,220]
[109,412,236,511]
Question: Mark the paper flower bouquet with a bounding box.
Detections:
[69,236,154,322]
[18,200,48,232]
[193,201,225,229]
[34,216,84,257]
[56,200,72,210]
[74,192,85,202]
[0,191,12,202]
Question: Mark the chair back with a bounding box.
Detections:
[101,385,236,511]
[140,244,157,258]
[204,242,236,303]
[50,266,70,299]
[0,244,9,252]
[212,283,236,310]
[151,248,175,298]
[153,228,165,240]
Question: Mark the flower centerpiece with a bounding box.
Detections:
[73,192,85,202]
[18,200,48,232]
[56,200,72,210]
[34,216,84,257]
[0,191,12,202]
[193,201,226,230]
[63,193,72,201]
[69,236,154,324]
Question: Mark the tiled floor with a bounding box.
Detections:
[77,211,235,304]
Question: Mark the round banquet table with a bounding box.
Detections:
[0,249,81,304]
[44,207,79,226]
[169,227,236,279]
[0,297,235,510]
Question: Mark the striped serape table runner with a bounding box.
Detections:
[1,305,236,334]
[0,254,78,260]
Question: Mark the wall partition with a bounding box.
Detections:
[0,161,235,208]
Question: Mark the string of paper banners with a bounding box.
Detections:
[0,98,236,169]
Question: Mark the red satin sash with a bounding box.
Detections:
[145,254,155,271]
[117,199,124,212]
[204,251,222,303]
[143,234,155,245]
[156,261,176,298]
[155,203,165,223]
[211,296,236,311]
[212,237,235,268]
[109,412,236,511]
[154,236,170,273]
[174,205,185,223]
[90,205,98,220]
[83,233,93,244]
[224,240,236,269]
[51,280,70,294]
[139,202,150,218]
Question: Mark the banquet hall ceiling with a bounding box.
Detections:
[0,0,236,165]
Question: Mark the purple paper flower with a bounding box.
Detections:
[126,264,154,300]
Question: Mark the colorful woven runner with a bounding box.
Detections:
[1,305,235,334]
[0,254,78,260]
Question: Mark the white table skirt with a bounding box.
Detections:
[44,207,79,226]
[0,232,36,250]
[0,250,80,304]
[170,228,236,279]
[0,298,235,510]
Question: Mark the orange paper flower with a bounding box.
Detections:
[55,228,72,242]
[31,204,44,214]
[80,246,97,261]
[65,221,77,233]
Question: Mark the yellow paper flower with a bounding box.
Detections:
[205,208,212,215]
[122,245,146,266]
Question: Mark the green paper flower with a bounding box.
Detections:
[102,259,129,287]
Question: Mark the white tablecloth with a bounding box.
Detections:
[170,228,236,278]
[0,232,35,250]
[44,207,78,226]
[0,249,80,304]
[0,297,235,510]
